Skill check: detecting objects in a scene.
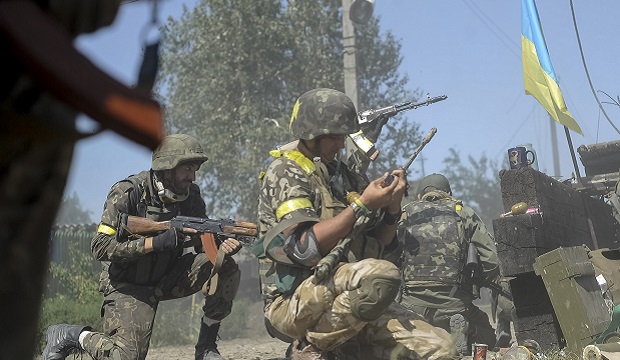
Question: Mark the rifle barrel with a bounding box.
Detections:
[401,127,437,172]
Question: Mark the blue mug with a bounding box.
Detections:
[508,146,535,170]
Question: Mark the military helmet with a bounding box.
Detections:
[417,173,451,196]
[152,134,208,171]
[289,88,359,140]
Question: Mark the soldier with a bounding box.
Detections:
[254,88,456,360]
[41,134,241,360]
[398,173,514,355]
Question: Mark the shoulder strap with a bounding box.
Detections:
[125,174,147,217]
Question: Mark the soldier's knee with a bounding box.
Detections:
[219,261,241,302]
[349,272,400,321]
[201,261,241,321]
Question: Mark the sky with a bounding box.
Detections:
[67,0,620,220]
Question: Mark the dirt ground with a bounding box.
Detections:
[145,337,289,360]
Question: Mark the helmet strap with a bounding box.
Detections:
[299,139,321,161]
[153,171,189,203]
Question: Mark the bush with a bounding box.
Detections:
[37,295,103,351]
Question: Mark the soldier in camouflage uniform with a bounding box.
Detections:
[398,173,513,355]
[41,134,242,360]
[254,88,456,360]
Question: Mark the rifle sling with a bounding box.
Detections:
[201,233,226,296]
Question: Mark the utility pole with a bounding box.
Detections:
[342,0,358,108]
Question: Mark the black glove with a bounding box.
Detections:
[151,228,182,252]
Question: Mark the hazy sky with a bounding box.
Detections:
[68,0,620,219]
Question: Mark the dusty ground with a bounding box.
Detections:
[145,337,289,360]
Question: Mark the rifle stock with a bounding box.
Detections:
[125,216,172,234]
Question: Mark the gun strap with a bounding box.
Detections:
[201,232,226,296]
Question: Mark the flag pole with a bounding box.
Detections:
[564,125,582,183]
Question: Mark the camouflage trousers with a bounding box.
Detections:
[81,253,240,360]
[400,286,496,348]
[265,258,456,359]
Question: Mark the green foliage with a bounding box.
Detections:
[47,245,100,304]
[441,148,503,227]
[37,296,103,350]
[55,192,93,225]
[39,227,101,350]
[158,0,414,219]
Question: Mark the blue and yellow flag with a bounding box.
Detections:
[522,0,583,134]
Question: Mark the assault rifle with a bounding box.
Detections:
[466,242,513,320]
[124,215,257,265]
[345,94,447,173]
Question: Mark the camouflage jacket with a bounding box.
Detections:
[399,197,500,289]
[256,149,401,301]
[92,170,206,286]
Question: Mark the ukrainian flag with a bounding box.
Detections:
[522,0,583,134]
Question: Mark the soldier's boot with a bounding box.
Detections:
[289,339,330,360]
[495,318,512,349]
[42,324,91,360]
[449,314,470,356]
[195,322,224,360]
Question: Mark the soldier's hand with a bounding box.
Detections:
[386,169,407,213]
[151,228,183,252]
[220,238,241,256]
[359,172,400,211]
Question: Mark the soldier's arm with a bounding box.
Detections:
[91,181,150,262]
[462,206,501,286]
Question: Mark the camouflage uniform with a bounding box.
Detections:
[398,191,505,348]
[81,170,239,360]
[256,152,455,359]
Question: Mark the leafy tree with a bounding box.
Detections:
[55,192,93,225]
[158,0,416,219]
[441,148,503,227]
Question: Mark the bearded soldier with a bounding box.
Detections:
[254,88,456,360]
[42,134,241,360]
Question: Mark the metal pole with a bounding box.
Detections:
[549,117,561,177]
[564,126,582,183]
[342,0,358,108]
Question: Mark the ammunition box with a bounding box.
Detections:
[533,245,611,355]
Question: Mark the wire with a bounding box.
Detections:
[462,0,521,59]
[569,0,620,135]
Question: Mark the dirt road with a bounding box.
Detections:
[145,337,289,360]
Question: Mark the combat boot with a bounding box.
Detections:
[195,321,223,360]
[449,314,470,356]
[41,323,91,360]
[289,339,330,360]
